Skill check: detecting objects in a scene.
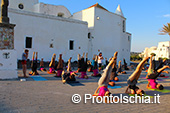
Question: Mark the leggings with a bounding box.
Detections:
[147,71,161,79]
[155,62,164,71]
[93,69,99,76]
[80,72,87,78]
[93,61,98,70]
[81,58,88,72]
[49,67,54,73]
[78,59,81,68]
[31,60,37,72]
[117,66,122,73]
[57,69,63,77]
[110,67,118,80]
[98,64,112,86]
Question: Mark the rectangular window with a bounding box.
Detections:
[123,20,125,32]
[69,40,74,50]
[128,36,130,41]
[25,37,32,48]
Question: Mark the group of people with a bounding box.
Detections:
[21,49,169,97]
[94,52,170,97]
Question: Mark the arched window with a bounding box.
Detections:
[58,13,64,17]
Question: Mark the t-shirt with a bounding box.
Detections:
[98,56,103,64]
[98,86,109,96]
[22,53,27,61]
[148,79,157,89]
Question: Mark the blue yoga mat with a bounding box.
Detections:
[110,80,121,82]
[108,85,121,89]
[30,76,47,81]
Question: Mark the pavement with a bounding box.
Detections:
[0,69,170,113]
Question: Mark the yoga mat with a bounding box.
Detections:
[156,79,165,81]
[140,77,165,81]
[67,81,85,86]
[54,76,61,78]
[110,80,121,82]
[147,88,170,93]
[158,76,169,78]
[47,71,56,74]
[77,77,92,80]
[138,81,148,84]
[128,94,153,98]
[108,85,121,89]
[92,75,101,77]
[30,76,47,81]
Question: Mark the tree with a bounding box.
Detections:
[159,23,170,36]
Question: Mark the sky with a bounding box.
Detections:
[39,0,170,52]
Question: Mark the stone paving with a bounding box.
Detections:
[0,69,170,113]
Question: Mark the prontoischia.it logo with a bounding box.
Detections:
[72,94,160,104]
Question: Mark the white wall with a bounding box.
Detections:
[73,7,95,28]
[5,0,39,12]
[5,0,72,18]
[73,6,131,64]
[92,7,131,64]
[8,8,88,62]
[157,41,170,59]
[34,3,71,18]
[0,50,18,79]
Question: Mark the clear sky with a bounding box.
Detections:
[39,0,170,52]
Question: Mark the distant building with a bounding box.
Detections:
[0,0,132,64]
[140,41,170,60]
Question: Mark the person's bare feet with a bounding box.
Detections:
[86,53,88,58]
[114,51,118,58]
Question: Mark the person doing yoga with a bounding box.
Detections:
[146,55,170,90]
[93,52,118,97]
[117,60,126,74]
[77,53,88,79]
[91,55,101,77]
[125,57,149,95]
[62,57,77,84]
[40,58,46,71]
[29,52,39,75]
[56,54,64,77]
[110,52,119,81]
[49,53,56,73]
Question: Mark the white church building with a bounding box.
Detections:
[1,0,132,64]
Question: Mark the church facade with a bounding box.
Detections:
[1,0,132,64]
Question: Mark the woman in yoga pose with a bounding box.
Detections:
[155,58,168,77]
[77,54,82,72]
[49,53,56,73]
[62,57,77,83]
[117,60,126,74]
[93,52,118,97]
[110,52,119,81]
[77,53,88,78]
[91,55,101,77]
[105,57,109,67]
[125,57,149,95]
[39,58,46,71]
[146,55,170,90]
[29,52,39,75]
[56,54,64,77]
